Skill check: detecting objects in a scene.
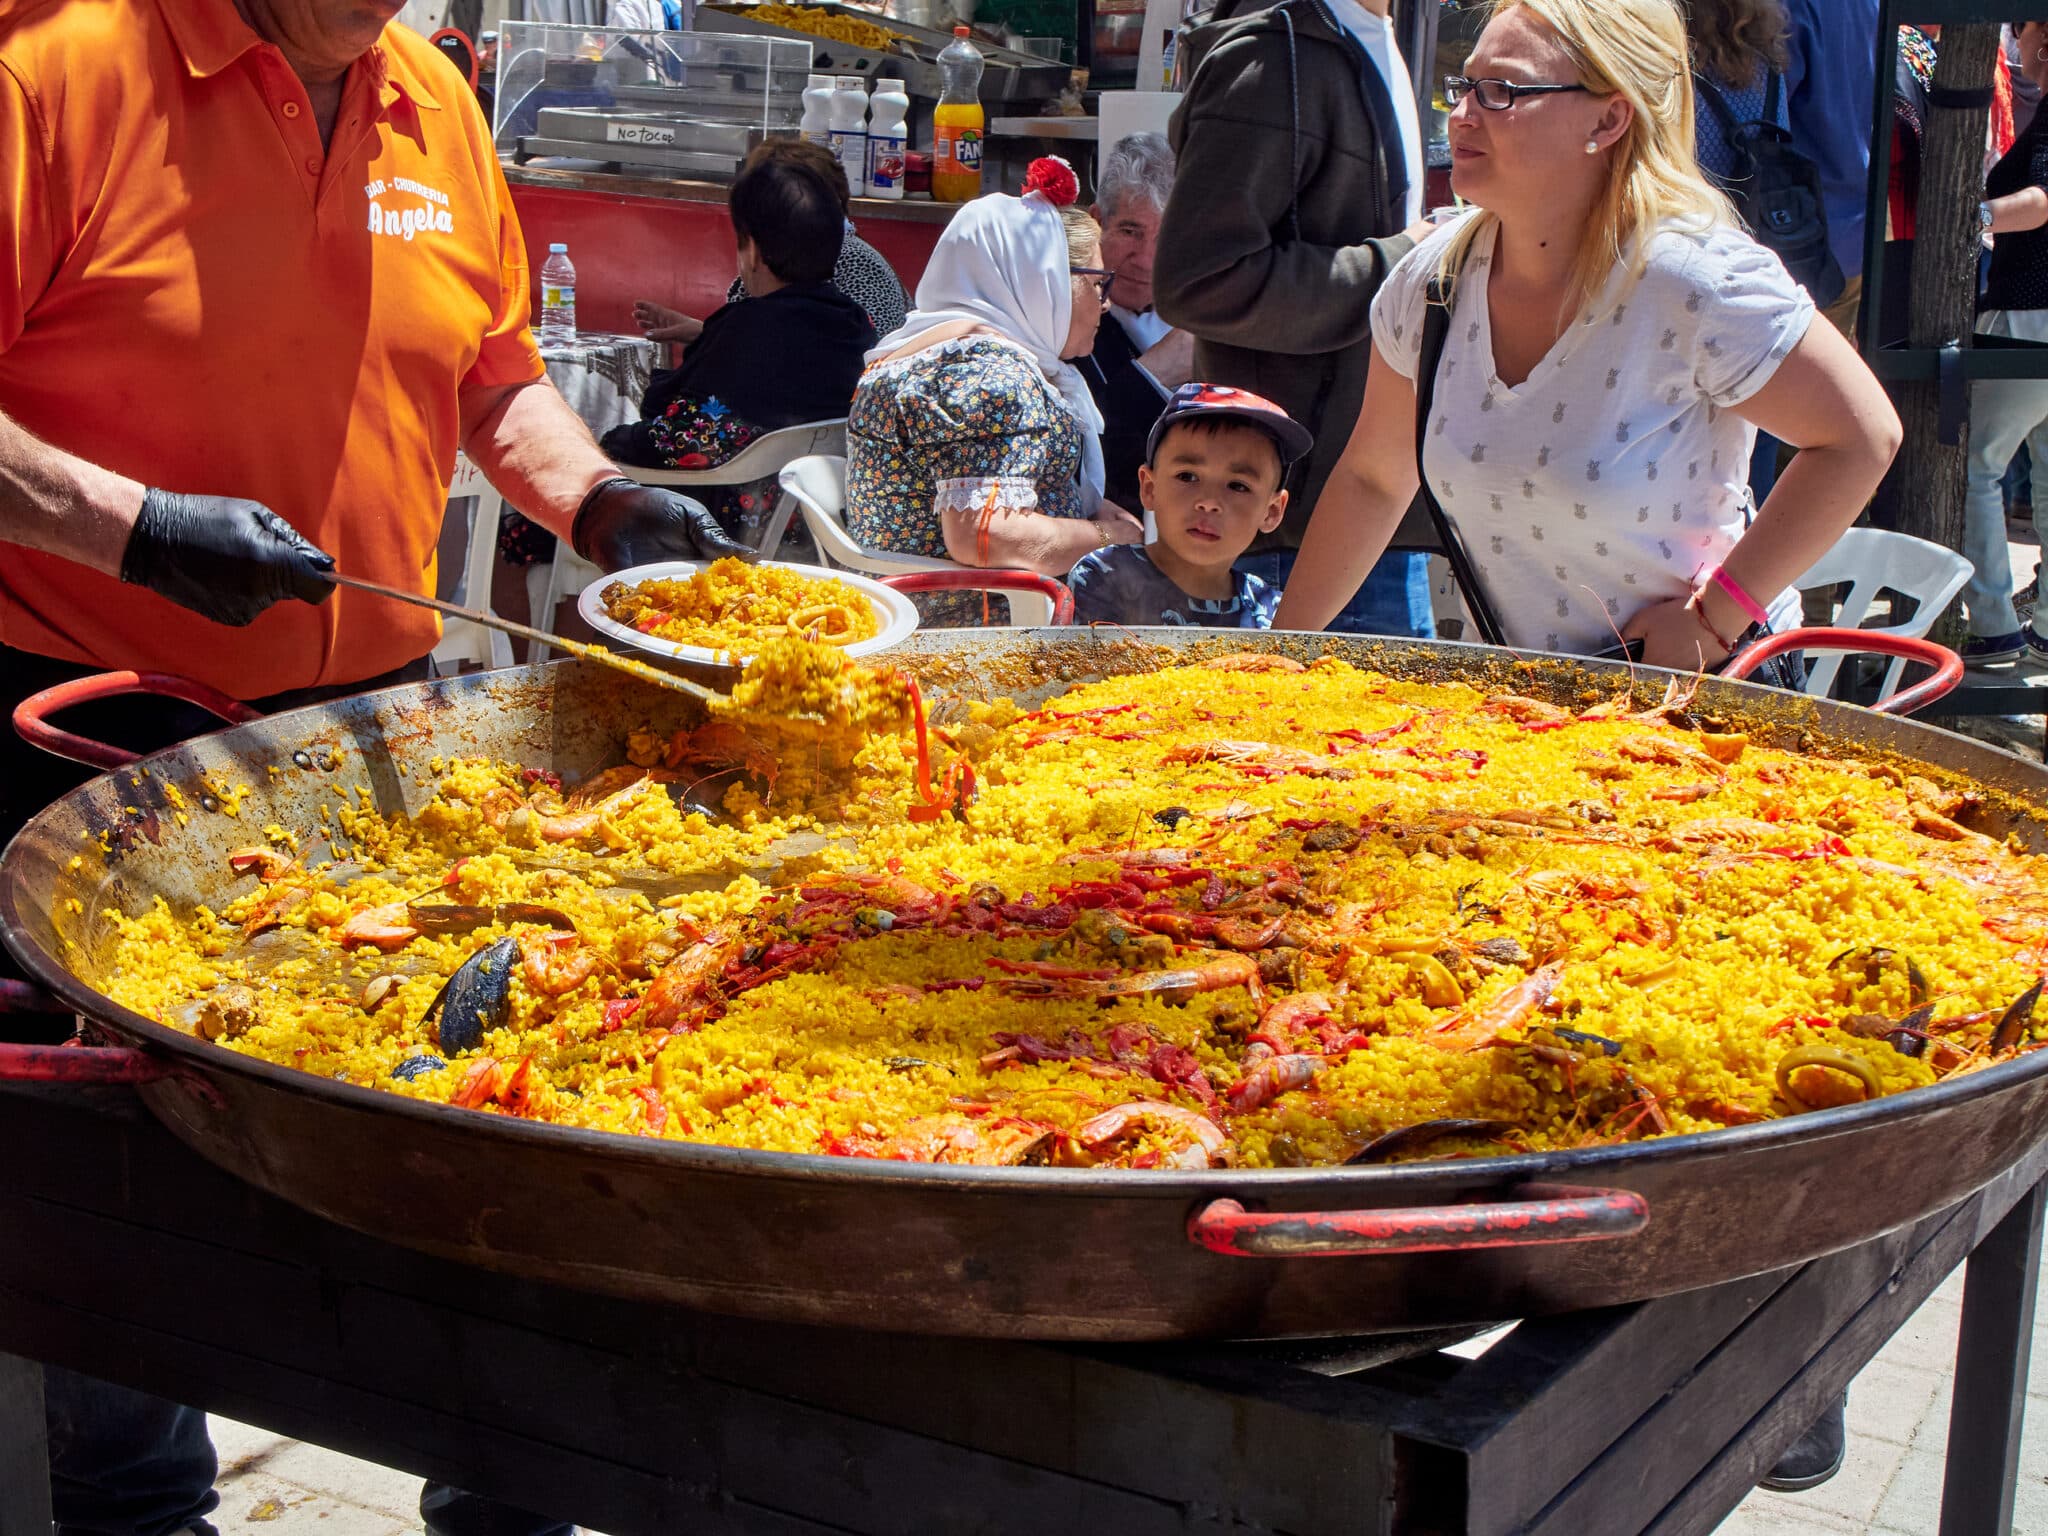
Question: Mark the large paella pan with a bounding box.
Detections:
[4,629,2046,1341]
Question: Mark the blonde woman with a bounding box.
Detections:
[1273,0,1900,672]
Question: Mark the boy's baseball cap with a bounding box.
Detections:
[1145,382,1315,468]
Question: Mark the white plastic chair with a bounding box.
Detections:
[431,452,515,674]
[777,455,1062,627]
[619,419,847,559]
[529,422,851,655]
[1792,526,1972,703]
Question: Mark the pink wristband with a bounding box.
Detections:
[1704,564,1771,629]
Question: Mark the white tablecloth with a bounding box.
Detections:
[540,331,658,438]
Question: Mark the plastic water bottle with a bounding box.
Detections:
[538,243,576,346]
[800,73,835,148]
[932,28,985,203]
[831,76,870,197]
[866,80,909,199]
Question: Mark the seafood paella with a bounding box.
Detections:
[97,646,2048,1171]
[597,559,881,650]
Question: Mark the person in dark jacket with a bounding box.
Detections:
[1153,0,1432,635]
[604,139,877,545]
[634,142,909,344]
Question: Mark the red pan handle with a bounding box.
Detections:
[877,569,1076,625]
[1722,627,1963,717]
[1188,1185,1649,1258]
[0,979,70,1015]
[0,1041,174,1086]
[14,671,263,770]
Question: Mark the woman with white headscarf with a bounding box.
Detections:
[846,159,1145,607]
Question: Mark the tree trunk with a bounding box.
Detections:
[1894,24,2000,645]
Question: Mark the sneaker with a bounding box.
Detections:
[2028,629,2048,662]
[1965,630,2028,665]
[1760,1392,1848,1492]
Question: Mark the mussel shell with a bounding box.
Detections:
[423,935,519,1055]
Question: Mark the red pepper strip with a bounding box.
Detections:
[902,675,978,823]
[1328,718,1415,748]
[633,1085,668,1133]
[985,957,1118,980]
[602,997,643,1033]
[1758,837,1850,861]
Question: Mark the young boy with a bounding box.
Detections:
[1067,383,1312,628]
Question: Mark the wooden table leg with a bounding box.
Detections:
[0,1350,53,1536]
[1939,1173,2044,1536]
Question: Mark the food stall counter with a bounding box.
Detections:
[505,163,954,337]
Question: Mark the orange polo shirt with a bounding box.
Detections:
[0,0,544,699]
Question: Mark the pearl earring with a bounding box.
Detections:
[1584,138,1599,154]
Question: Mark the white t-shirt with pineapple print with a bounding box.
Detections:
[1370,213,1814,656]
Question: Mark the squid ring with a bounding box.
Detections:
[1775,1044,1884,1111]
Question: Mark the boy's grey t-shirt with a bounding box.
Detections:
[1067,544,1278,629]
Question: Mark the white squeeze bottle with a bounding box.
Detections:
[800,73,835,148]
[831,76,870,196]
[866,79,909,199]
[538,243,576,346]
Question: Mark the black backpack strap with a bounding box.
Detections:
[1693,70,1743,138]
[1411,274,1505,647]
[1763,65,1783,125]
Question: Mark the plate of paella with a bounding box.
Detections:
[578,557,919,665]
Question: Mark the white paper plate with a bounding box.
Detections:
[576,560,920,666]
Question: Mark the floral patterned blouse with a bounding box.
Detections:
[846,335,1087,560]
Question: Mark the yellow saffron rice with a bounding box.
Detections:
[100,652,2048,1170]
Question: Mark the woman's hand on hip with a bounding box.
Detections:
[1621,596,1731,673]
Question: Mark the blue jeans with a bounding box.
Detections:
[46,1369,219,1536]
[1234,548,1434,638]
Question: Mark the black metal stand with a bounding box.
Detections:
[0,1083,2037,1536]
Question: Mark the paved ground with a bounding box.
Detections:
[188,527,2048,1536]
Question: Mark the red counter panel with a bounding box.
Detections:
[508,181,946,338]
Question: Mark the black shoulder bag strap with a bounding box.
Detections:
[1692,70,1743,141]
[1412,274,1505,647]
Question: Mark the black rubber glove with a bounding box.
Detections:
[571,477,757,570]
[118,488,336,627]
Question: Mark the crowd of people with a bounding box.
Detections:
[0,0,2036,1526]
[589,0,1936,696]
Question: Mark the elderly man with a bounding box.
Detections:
[0,1,744,1532]
[1077,133,1193,510]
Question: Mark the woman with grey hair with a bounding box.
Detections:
[1083,132,1195,507]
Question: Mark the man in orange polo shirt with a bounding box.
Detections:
[0,0,749,836]
[0,2,748,1533]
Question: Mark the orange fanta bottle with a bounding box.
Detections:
[932,26,985,203]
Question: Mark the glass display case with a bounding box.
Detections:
[493,22,813,178]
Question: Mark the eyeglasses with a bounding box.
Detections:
[1444,75,1591,111]
[1071,265,1117,298]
